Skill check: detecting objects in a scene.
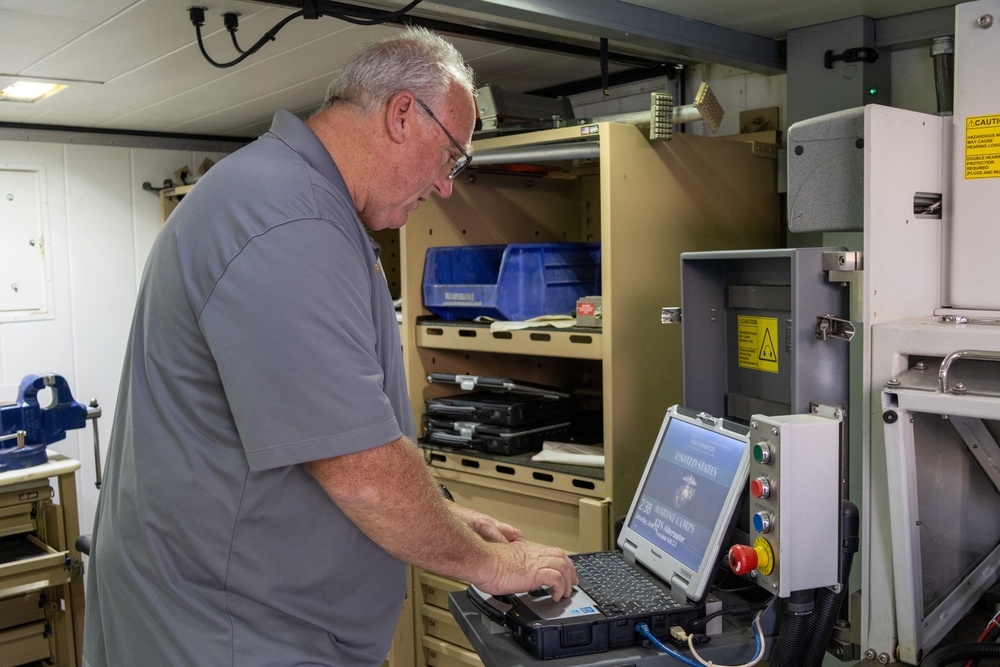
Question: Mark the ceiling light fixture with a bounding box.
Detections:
[0,81,67,103]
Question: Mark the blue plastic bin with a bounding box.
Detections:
[422,242,601,321]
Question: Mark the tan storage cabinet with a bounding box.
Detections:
[0,455,85,667]
[386,122,780,665]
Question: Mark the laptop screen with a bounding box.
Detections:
[619,405,750,602]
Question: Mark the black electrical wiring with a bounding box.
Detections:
[223,13,246,54]
[686,601,771,634]
[189,0,422,69]
[965,608,1000,667]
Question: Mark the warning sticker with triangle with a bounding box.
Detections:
[737,315,779,373]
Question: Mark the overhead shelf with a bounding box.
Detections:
[415,321,602,360]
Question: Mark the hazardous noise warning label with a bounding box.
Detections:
[965,114,1000,179]
[737,315,779,373]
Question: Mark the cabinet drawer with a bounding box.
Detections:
[0,593,45,631]
[0,487,52,531]
[417,570,466,611]
[0,534,70,598]
[0,621,51,667]
[429,469,611,553]
[0,504,36,540]
[422,635,483,667]
[421,603,473,651]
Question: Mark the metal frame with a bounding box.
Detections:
[873,319,1000,664]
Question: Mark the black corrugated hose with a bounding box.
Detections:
[767,589,814,667]
[801,500,860,667]
[922,642,1000,666]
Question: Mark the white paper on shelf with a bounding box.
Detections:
[480,315,576,332]
[531,441,605,467]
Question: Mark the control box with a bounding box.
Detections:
[730,412,841,597]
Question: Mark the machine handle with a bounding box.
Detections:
[0,430,27,448]
[938,349,1000,394]
[87,400,103,489]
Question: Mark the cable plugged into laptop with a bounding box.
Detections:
[636,609,767,667]
[669,625,710,647]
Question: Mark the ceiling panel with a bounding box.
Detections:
[622,0,961,38]
[0,1,132,76]
[0,0,964,139]
[110,23,399,132]
[19,0,265,82]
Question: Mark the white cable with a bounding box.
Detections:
[686,609,765,667]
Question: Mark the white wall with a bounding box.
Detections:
[0,141,229,541]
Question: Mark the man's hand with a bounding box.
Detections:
[450,504,523,544]
[472,541,578,602]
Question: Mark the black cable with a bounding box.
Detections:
[969,612,1000,667]
[224,13,246,54]
[190,0,422,69]
[330,0,421,26]
[923,642,1000,667]
[768,589,814,667]
[687,602,770,633]
[600,37,609,96]
[801,500,860,667]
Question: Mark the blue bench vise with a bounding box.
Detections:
[0,373,90,472]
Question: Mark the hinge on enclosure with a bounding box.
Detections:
[816,315,855,342]
[823,251,863,323]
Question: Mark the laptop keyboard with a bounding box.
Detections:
[571,552,685,617]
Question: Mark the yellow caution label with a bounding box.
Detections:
[965,114,1000,179]
[737,315,779,373]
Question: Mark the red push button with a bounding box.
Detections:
[729,544,759,574]
[750,477,771,499]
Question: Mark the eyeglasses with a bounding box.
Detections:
[415,98,472,180]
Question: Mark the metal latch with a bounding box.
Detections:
[454,421,479,439]
[697,412,719,426]
[822,250,862,273]
[816,315,855,342]
[661,307,682,324]
[823,251,863,324]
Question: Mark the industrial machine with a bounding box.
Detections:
[667,1,1000,664]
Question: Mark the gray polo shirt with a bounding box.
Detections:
[84,110,414,666]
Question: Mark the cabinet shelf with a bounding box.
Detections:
[415,320,602,359]
[419,442,605,498]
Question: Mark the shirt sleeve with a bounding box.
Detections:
[197,217,403,471]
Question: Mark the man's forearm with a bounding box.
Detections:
[307,437,577,599]
[306,437,501,584]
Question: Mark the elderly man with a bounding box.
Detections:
[84,25,576,667]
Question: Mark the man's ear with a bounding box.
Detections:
[385,91,415,145]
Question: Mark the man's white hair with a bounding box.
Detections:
[319,25,476,114]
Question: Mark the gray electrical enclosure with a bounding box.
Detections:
[680,247,850,423]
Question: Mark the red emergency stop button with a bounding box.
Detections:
[729,539,774,576]
[729,544,759,574]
